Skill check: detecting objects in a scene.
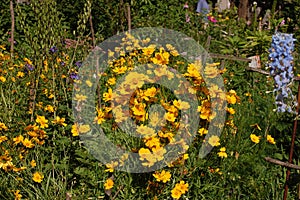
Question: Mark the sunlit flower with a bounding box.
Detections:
[22,138,34,148]
[44,105,55,112]
[104,178,114,190]
[71,124,79,136]
[32,172,44,183]
[250,134,260,144]
[198,128,208,136]
[171,180,189,199]
[103,88,113,102]
[14,190,22,200]
[0,136,7,143]
[52,116,67,127]
[13,135,24,145]
[0,122,8,131]
[143,44,156,56]
[267,134,276,144]
[173,99,190,110]
[105,161,119,172]
[36,115,48,129]
[136,125,156,136]
[217,147,228,158]
[208,135,220,146]
[30,160,36,167]
[153,170,171,183]
[78,124,91,134]
[107,77,116,85]
[152,49,170,65]
[165,112,176,122]
[16,71,25,78]
[226,107,235,114]
[74,94,87,102]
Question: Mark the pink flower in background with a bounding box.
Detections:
[279,19,285,26]
[8,38,16,44]
[184,2,188,9]
[208,16,217,23]
[185,13,190,23]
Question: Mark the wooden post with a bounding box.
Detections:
[127,4,131,32]
[283,82,300,200]
[238,0,249,21]
[10,0,15,60]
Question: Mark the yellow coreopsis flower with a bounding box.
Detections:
[52,116,67,127]
[267,135,276,144]
[104,178,114,190]
[16,71,25,78]
[94,108,106,124]
[13,135,24,145]
[71,123,79,136]
[14,190,22,200]
[32,172,44,183]
[226,107,235,115]
[152,49,170,65]
[171,180,189,199]
[208,135,220,146]
[165,112,176,122]
[0,122,8,131]
[107,77,116,85]
[153,170,171,183]
[44,105,55,113]
[78,124,91,134]
[171,188,182,199]
[22,138,35,148]
[36,115,48,129]
[173,100,190,110]
[217,147,228,158]
[0,136,8,143]
[30,160,37,167]
[74,94,87,102]
[142,44,156,56]
[198,128,208,136]
[136,125,156,136]
[250,134,260,144]
[103,88,113,102]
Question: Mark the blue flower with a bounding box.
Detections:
[268,32,297,114]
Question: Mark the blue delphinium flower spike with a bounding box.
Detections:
[268,32,297,114]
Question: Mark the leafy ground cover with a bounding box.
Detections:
[1,0,300,199]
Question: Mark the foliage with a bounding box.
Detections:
[0,0,300,199]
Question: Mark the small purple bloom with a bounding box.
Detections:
[26,63,34,71]
[70,72,79,80]
[75,61,82,68]
[60,61,66,66]
[49,46,58,54]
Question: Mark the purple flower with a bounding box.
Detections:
[25,63,34,71]
[49,46,58,54]
[70,72,79,80]
[75,61,82,68]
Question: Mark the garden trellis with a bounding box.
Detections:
[206,33,300,200]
